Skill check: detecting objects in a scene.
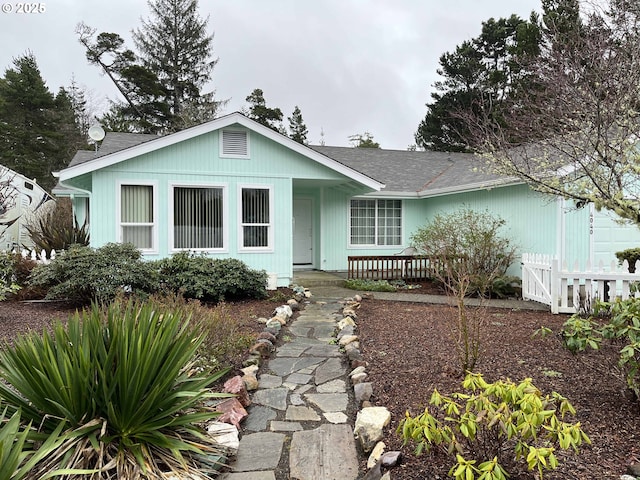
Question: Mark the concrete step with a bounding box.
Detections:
[292,270,346,287]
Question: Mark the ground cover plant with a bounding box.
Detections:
[356,299,640,479]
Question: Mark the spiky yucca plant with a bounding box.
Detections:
[0,300,230,479]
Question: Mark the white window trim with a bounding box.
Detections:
[116,180,158,254]
[347,197,403,248]
[238,184,274,253]
[168,182,229,253]
[219,129,250,159]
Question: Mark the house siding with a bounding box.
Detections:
[84,126,358,286]
[319,183,594,275]
[591,206,640,268]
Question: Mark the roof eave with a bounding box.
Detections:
[416,177,523,198]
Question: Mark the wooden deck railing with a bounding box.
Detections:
[347,255,434,280]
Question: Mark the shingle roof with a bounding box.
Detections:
[68,132,159,167]
[310,146,514,195]
[64,130,517,197]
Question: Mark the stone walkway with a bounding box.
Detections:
[220,296,360,480]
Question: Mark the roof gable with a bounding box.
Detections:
[57,112,384,191]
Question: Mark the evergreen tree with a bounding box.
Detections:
[415,13,542,151]
[0,53,82,191]
[133,0,224,130]
[287,106,308,144]
[77,0,225,133]
[349,132,380,148]
[244,88,284,132]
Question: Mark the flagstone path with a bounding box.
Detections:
[220,297,360,480]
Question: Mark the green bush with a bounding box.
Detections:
[615,247,640,273]
[156,251,267,302]
[0,251,20,300]
[399,372,590,480]
[28,242,159,304]
[490,275,522,299]
[25,197,89,257]
[562,298,640,399]
[344,278,397,292]
[0,300,230,478]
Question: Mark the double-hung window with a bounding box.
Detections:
[350,198,401,246]
[240,186,273,250]
[172,185,225,250]
[120,183,156,251]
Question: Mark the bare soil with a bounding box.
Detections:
[357,293,640,479]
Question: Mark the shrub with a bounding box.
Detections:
[146,293,256,369]
[0,300,230,478]
[615,247,640,273]
[25,197,89,257]
[490,275,522,299]
[399,372,590,480]
[344,278,397,292]
[156,251,267,302]
[562,298,640,400]
[0,251,20,300]
[411,207,517,372]
[28,242,159,304]
[411,207,517,297]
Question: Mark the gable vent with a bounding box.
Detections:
[222,130,248,157]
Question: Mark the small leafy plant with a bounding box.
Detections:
[344,278,397,292]
[562,298,640,400]
[615,247,640,273]
[398,372,590,480]
[0,251,20,300]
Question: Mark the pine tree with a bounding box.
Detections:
[0,53,82,191]
[244,88,284,132]
[349,132,380,148]
[287,106,308,144]
[415,13,542,151]
[133,0,224,130]
[77,0,225,133]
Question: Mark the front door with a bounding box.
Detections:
[293,197,313,266]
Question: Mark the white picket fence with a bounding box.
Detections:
[522,253,640,314]
[3,249,57,264]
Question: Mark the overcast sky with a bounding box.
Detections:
[0,0,541,149]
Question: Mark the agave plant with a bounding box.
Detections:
[0,300,230,479]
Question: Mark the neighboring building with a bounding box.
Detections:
[53,112,640,286]
[0,167,53,250]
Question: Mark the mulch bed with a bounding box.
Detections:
[356,295,640,479]
[3,286,640,478]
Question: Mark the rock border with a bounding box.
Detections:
[204,288,309,465]
[336,294,402,480]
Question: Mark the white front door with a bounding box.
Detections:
[293,197,313,265]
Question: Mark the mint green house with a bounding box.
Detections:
[54,112,640,286]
